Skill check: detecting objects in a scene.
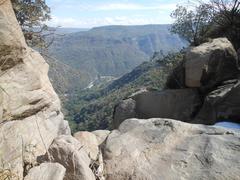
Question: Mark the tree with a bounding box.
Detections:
[205,0,240,49]
[171,0,240,49]
[170,4,212,46]
[11,0,55,50]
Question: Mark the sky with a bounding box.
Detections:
[46,0,190,28]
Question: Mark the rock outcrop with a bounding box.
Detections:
[47,135,95,180]
[0,2,105,179]
[114,38,240,127]
[104,118,240,180]
[0,0,70,179]
[108,38,240,179]
[73,131,106,180]
[1,1,240,180]
[113,89,200,128]
[195,79,240,124]
[185,38,239,89]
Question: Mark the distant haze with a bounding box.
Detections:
[45,0,190,28]
[48,24,187,83]
[54,28,90,34]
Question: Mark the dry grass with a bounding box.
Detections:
[0,169,19,180]
[90,151,105,180]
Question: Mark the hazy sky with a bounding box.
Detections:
[46,0,189,28]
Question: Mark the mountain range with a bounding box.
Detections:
[47,25,187,93]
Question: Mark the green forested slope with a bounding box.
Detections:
[46,57,91,94]
[64,52,184,132]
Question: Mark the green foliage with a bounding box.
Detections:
[63,52,184,133]
[45,56,91,94]
[12,0,50,27]
[171,0,240,49]
[171,4,212,46]
[46,25,187,102]
[12,0,54,49]
[206,0,240,49]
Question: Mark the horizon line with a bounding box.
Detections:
[52,23,173,29]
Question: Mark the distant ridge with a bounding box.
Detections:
[54,27,90,34]
[47,24,187,93]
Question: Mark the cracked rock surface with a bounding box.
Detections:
[0,1,70,179]
[103,118,240,180]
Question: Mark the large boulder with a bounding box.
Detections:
[74,131,107,179]
[24,163,66,180]
[103,118,240,180]
[73,131,99,161]
[47,135,95,180]
[185,38,239,89]
[113,89,200,128]
[0,1,70,179]
[195,79,240,124]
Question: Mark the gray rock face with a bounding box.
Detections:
[165,60,185,89]
[185,38,239,88]
[24,163,66,180]
[104,118,240,180]
[113,98,136,129]
[113,89,200,128]
[74,131,99,161]
[195,80,240,124]
[237,48,240,67]
[73,131,107,180]
[134,90,200,120]
[147,38,240,125]
[92,130,110,145]
[0,1,70,179]
[47,135,95,180]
